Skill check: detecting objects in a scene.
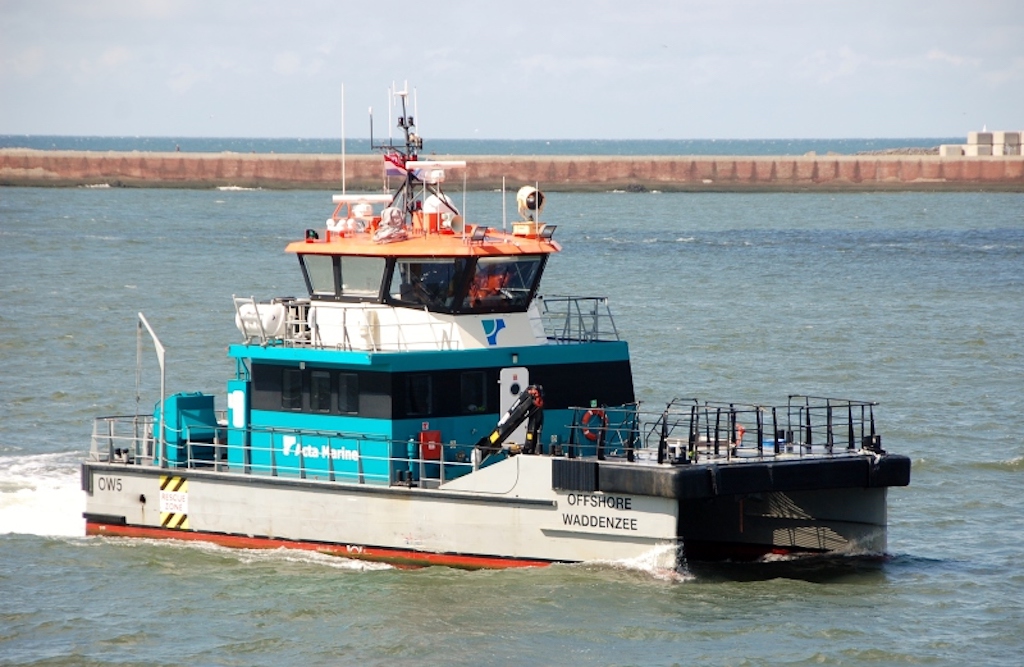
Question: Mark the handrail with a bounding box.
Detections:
[234,294,620,351]
[89,395,881,489]
[87,415,475,487]
[536,295,620,343]
[238,297,462,352]
[565,396,882,463]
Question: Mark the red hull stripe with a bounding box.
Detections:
[85,522,554,570]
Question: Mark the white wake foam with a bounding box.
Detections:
[231,545,394,571]
[99,536,394,571]
[0,452,85,537]
[588,542,693,582]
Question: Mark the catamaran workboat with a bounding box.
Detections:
[82,92,910,569]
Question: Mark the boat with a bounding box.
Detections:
[81,89,911,570]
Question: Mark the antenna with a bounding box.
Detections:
[341,83,346,195]
[363,82,439,221]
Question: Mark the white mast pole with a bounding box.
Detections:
[341,83,346,195]
[138,312,166,467]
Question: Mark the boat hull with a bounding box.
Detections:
[678,487,889,561]
[82,452,907,569]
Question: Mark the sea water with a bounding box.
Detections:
[1,186,1022,666]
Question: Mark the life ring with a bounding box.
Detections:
[581,409,607,442]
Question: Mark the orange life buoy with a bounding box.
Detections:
[581,409,607,441]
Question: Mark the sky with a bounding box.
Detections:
[1,0,1022,140]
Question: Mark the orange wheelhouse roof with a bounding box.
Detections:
[286,229,561,258]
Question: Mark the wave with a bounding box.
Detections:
[908,455,1024,475]
[969,455,1024,472]
[581,543,692,582]
[94,537,394,571]
[0,452,85,537]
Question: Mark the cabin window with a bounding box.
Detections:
[338,372,359,414]
[339,256,385,299]
[461,371,487,413]
[462,255,544,312]
[282,369,303,410]
[389,258,468,310]
[310,371,332,412]
[303,254,336,296]
[251,364,391,418]
[404,373,433,416]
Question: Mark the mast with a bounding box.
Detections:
[370,82,427,220]
[341,83,346,195]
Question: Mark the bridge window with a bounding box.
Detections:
[303,255,336,297]
[388,258,468,311]
[298,254,386,301]
[340,256,385,299]
[462,255,544,312]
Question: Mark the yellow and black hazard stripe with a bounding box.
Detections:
[159,475,189,530]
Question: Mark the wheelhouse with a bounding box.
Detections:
[295,251,548,314]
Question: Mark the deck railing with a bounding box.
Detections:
[88,396,880,490]
[536,295,620,343]
[233,296,462,352]
[232,294,620,350]
[88,415,477,486]
[566,396,882,464]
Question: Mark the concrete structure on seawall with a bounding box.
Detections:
[1,148,1022,192]
[940,131,1022,157]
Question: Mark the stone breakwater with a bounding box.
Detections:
[1,149,1022,191]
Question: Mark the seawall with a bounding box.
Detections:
[1,149,1022,192]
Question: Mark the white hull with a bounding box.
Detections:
[83,454,892,569]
